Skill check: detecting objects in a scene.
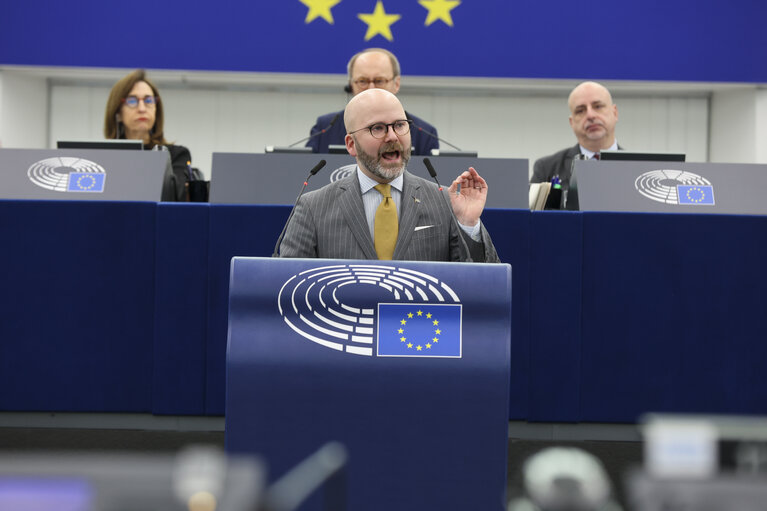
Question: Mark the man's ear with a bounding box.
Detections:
[391,76,401,94]
[345,134,357,156]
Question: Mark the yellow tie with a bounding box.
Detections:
[373,183,398,260]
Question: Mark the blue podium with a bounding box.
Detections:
[226,257,511,510]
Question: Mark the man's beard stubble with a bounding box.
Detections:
[355,138,411,181]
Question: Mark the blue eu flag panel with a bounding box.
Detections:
[227,257,512,510]
[67,173,105,193]
[677,185,715,205]
[377,303,461,357]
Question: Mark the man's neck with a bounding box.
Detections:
[580,137,615,154]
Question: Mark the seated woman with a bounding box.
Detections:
[104,69,193,201]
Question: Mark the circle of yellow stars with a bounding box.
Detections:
[75,174,97,190]
[685,186,706,203]
[397,309,442,351]
[298,0,462,41]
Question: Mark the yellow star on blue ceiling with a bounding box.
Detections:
[298,0,342,24]
[357,1,401,41]
[418,0,461,27]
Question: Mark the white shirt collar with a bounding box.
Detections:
[357,166,404,194]
[580,140,618,159]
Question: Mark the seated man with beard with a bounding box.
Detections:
[278,88,499,262]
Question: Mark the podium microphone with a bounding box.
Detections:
[272,159,327,257]
[287,113,341,148]
[423,158,473,263]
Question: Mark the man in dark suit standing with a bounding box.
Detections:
[281,88,498,263]
[306,48,440,156]
[531,81,620,190]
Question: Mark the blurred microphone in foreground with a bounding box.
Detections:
[508,447,622,511]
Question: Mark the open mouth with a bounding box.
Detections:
[381,150,401,161]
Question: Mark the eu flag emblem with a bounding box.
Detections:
[67,172,105,192]
[677,185,714,205]
[377,304,462,358]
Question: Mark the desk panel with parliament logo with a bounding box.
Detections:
[210,152,529,209]
[226,257,511,510]
[0,148,174,201]
[574,160,767,214]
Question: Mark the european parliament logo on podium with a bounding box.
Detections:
[228,258,511,511]
[27,156,106,193]
[634,169,715,206]
[277,263,463,358]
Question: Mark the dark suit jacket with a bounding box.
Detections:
[306,110,440,156]
[168,145,193,201]
[531,144,581,190]
[151,144,192,202]
[532,143,623,190]
[279,170,499,262]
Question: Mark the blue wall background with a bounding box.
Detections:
[2,0,766,82]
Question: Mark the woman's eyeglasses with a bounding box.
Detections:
[122,95,159,108]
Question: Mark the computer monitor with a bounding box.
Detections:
[600,151,686,162]
[57,140,144,151]
[430,149,479,158]
[264,145,314,154]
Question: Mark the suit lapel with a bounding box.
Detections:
[393,171,421,260]
[338,172,378,259]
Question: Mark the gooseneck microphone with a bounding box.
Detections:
[423,158,473,263]
[272,159,327,257]
[287,113,341,148]
[564,153,588,210]
[414,124,463,152]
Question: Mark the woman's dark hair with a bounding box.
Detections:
[103,69,168,146]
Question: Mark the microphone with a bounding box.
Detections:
[287,112,341,148]
[413,124,462,152]
[272,159,327,257]
[423,158,474,263]
[564,153,588,210]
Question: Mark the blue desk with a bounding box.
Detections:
[1,200,766,422]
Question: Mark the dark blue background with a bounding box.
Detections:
[2,0,765,82]
[3,200,767,423]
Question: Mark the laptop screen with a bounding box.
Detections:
[600,151,685,162]
[57,140,144,150]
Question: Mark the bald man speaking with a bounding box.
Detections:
[278,89,499,263]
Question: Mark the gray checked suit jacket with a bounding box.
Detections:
[278,170,500,262]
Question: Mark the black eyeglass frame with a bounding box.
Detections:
[348,119,412,139]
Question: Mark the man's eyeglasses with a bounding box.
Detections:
[348,120,412,139]
[122,95,159,108]
[352,77,394,88]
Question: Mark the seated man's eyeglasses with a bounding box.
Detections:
[122,95,159,108]
[353,77,394,88]
[348,120,412,139]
